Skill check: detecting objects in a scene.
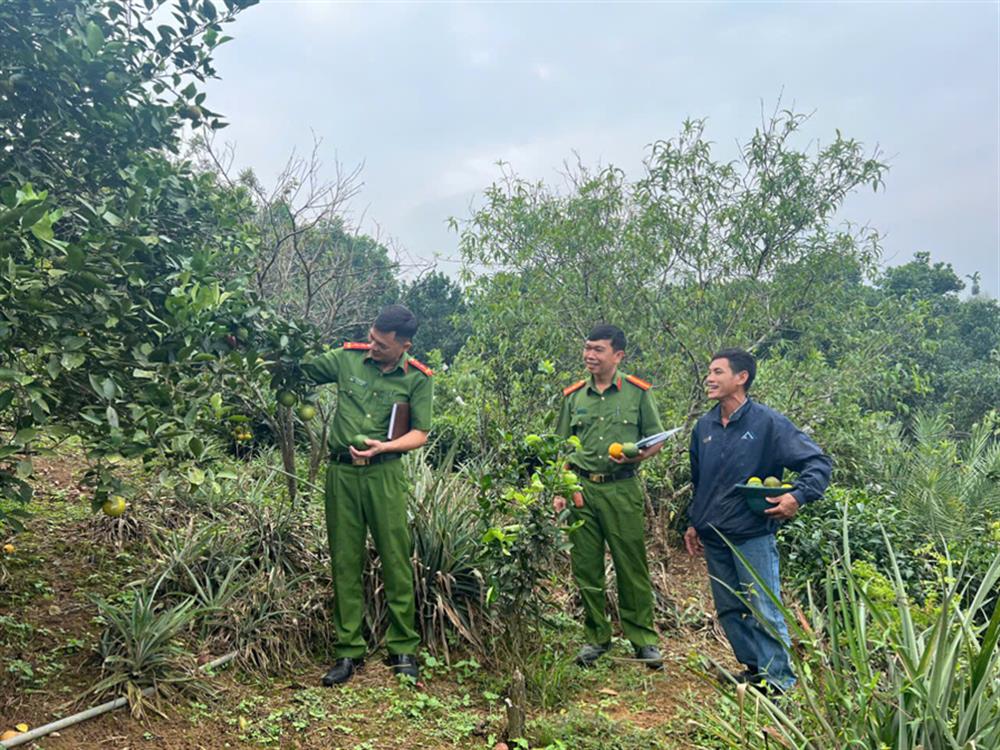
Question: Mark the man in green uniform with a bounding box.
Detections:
[301,305,434,686]
[554,324,665,668]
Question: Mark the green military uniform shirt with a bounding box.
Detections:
[556,372,663,473]
[302,343,433,452]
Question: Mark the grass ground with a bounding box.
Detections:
[0,455,735,749]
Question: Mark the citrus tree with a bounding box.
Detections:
[0,0,262,529]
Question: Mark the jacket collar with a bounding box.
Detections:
[587,371,623,394]
[711,396,753,425]
[364,351,409,375]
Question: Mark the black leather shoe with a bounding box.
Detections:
[387,653,419,679]
[634,644,664,670]
[735,666,759,684]
[321,657,363,686]
[715,664,758,685]
[575,642,611,667]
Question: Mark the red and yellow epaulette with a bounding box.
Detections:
[343,342,372,351]
[563,380,586,397]
[625,374,651,391]
[408,358,433,376]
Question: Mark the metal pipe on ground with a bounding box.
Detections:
[1,652,238,748]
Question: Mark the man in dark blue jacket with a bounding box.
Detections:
[685,348,831,693]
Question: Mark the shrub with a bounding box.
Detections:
[473,431,581,663]
[90,579,204,717]
[779,486,928,595]
[888,411,1000,544]
[407,450,487,658]
[695,519,1000,749]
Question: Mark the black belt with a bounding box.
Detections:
[333,452,402,467]
[572,465,637,484]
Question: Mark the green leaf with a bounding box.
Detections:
[29,400,47,423]
[61,352,86,370]
[13,428,38,445]
[20,202,48,228]
[126,190,143,218]
[85,20,105,55]
[187,467,206,485]
[30,213,54,241]
[106,405,119,428]
[102,210,123,227]
[16,459,33,479]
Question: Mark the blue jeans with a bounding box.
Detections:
[702,533,796,690]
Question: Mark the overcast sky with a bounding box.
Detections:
[204,1,1000,297]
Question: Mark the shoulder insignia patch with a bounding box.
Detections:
[625,374,651,391]
[563,380,586,397]
[343,342,372,351]
[408,358,433,376]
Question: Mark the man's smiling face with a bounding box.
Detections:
[583,338,624,378]
[705,357,748,401]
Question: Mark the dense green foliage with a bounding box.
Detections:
[0,0,262,526]
[2,1,997,743]
[874,252,1000,426]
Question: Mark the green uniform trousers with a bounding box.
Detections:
[324,459,419,658]
[568,476,658,647]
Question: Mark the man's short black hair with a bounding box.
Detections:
[374,304,418,341]
[587,324,626,353]
[712,348,756,391]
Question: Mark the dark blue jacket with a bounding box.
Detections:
[688,398,832,542]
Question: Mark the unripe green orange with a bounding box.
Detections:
[102,496,126,517]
